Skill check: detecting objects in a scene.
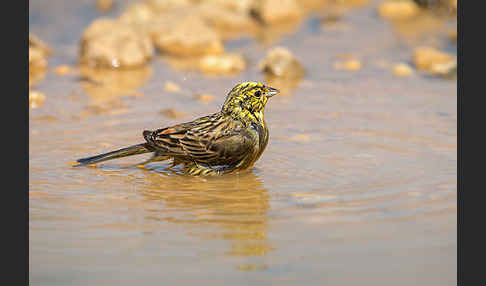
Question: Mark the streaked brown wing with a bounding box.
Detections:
[143,123,188,156]
[143,113,253,165]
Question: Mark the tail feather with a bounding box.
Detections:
[75,143,152,166]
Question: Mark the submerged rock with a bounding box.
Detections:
[413,0,456,11]
[429,61,456,78]
[29,70,46,89]
[29,91,46,108]
[164,81,182,93]
[378,0,420,20]
[29,35,51,88]
[413,46,456,76]
[259,47,304,94]
[392,63,413,77]
[251,0,303,24]
[29,34,51,70]
[53,65,75,76]
[259,47,304,79]
[79,18,154,68]
[76,0,363,74]
[118,1,253,49]
[333,57,362,71]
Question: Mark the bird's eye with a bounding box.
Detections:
[254,90,261,97]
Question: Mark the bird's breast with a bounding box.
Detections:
[248,121,268,163]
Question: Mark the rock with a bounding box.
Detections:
[29,68,46,88]
[378,0,420,20]
[96,0,114,12]
[146,0,192,13]
[164,81,181,93]
[118,2,158,26]
[392,63,413,76]
[252,0,303,24]
[334,60,361,71]
[53,65,75,76]
[118,3,181,41]
[29,35,51,88]
[79,18,154,68]
[160,108,188,118]
[198,53,246,75]
[203,0,256,14]
[413,0,456,10]
[118,1,191,33]
[197,3,257,39]
[29,91,46,108]
[429,60,456,77]
[336,0,370,6]
[29,34,51,70]
[384,9,445,38]
[412,1,456,17]
[152,15,224,56]
[259,47,304,94]
[193,93,215,103]
[333,56,361,71]
[413,0,440,7]
[259,47,304,79]
[297,0,329,12]
[413,46,455,74]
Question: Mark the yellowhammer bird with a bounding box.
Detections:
[75,82,279,176]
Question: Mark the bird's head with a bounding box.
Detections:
[221,82,279,122]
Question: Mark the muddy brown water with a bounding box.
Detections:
[29,0,456,285]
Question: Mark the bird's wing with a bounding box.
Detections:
[144,114,255,164]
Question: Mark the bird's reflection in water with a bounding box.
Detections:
[140,169,274,270]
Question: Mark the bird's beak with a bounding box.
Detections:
[266,86,280,97]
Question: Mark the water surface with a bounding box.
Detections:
[29,0,457,285]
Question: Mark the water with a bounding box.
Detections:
[29,0,457,285]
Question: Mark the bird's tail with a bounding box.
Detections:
[74,143,153,166]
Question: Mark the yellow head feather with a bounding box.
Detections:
[222,82,279,121]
